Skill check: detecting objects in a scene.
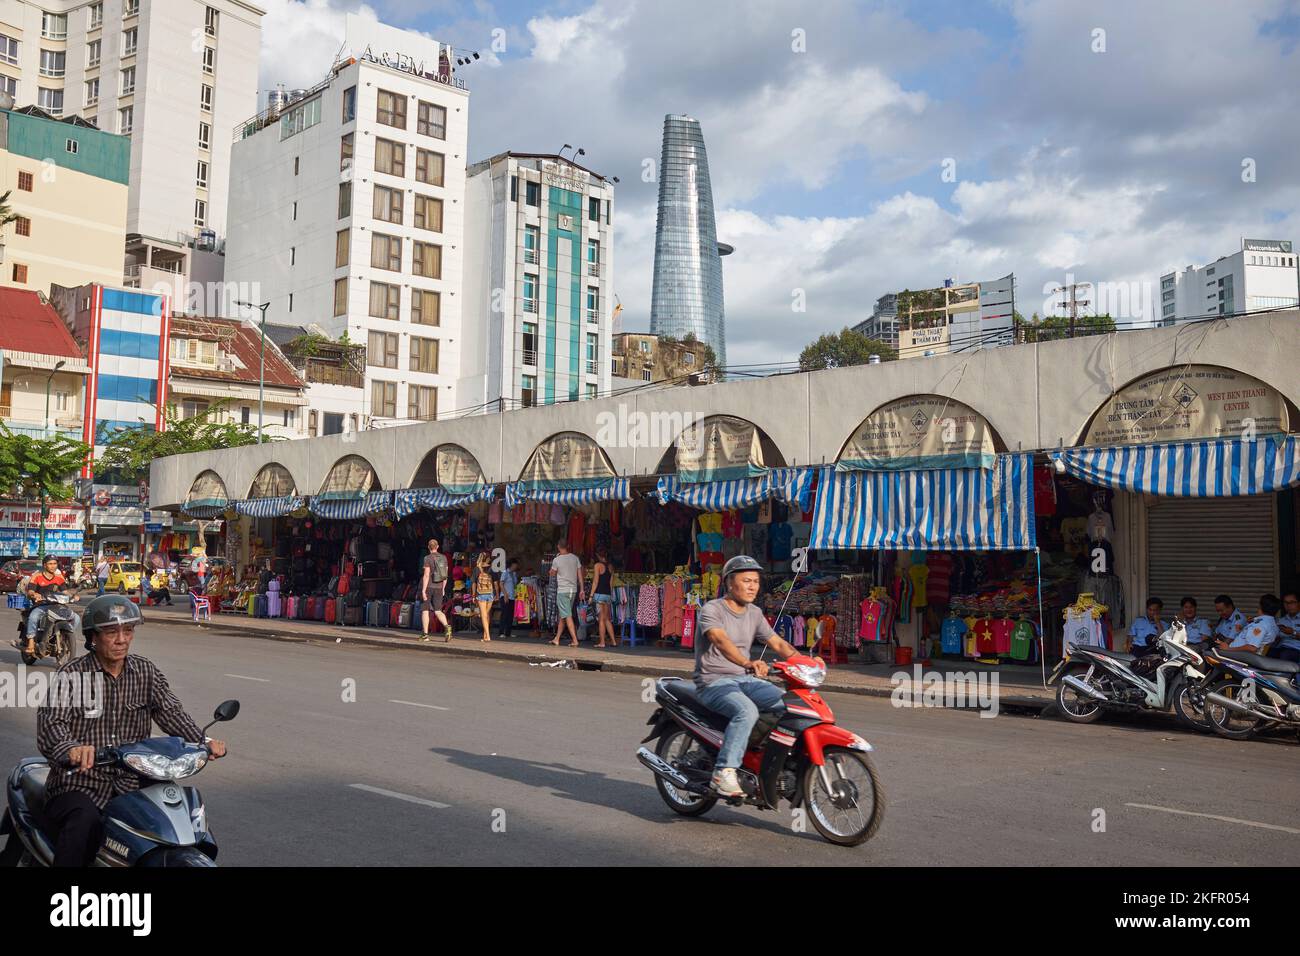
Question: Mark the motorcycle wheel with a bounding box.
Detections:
[653,728,717,817]
[55,634,73,667]
[802,748,885,847]
[1172,677,1211,733]
[1055,664,1106,723]
[1203,678,1260,741]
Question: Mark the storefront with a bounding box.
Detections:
[0,501,86,559]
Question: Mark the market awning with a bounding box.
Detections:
[516,432,617,491]
[393,485,495,517]
[248,463,297,499]
[1050,436,1300,497]
[505,478,630,508]
[183,470,228,518]
[809,454,1036,551]
[655,467,814,511]
[233,496,305,518]
[675,416,767,483]
[317,455,378,500]
[309,492,393,520]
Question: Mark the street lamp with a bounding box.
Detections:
[37,359,67,555]
[235,300,271,443]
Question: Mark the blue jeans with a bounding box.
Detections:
[696,675,786,770]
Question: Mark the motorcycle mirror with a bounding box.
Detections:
[213,700,240,722]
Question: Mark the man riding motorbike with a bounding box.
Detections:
[31,594,228,867]
[15,554,80,658]
[694,555,821,799]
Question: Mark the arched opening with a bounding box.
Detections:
[246,463,297,499]
[835,394,1003,470]
[317,455,382,499]
[517,432,616,489]
[409,444,487,494]
[653,414,787,480]
[184,470,229,510]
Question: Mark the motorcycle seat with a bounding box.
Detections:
[1218,649,1300,674]
[657,677,783,732]
[13,759,50,816]
[1078,645,1136,663]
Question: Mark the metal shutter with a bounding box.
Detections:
[1147,495,1278,614]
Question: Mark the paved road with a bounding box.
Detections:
[1,617,1297,866]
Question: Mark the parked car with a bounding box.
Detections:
[0,560,41,593]
[105,561,145,594]
[179,556,228,591]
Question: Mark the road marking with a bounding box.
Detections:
[1125,803,1300,835]
[225,674,270,682]
[348,784,450,809]
[389,699,450,711]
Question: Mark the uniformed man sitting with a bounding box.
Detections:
[1212,595,1247,646]
[1128,597,1164,658]
[1176,596,1213,646]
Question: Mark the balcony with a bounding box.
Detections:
[586,360,599,375]
[523,248,538,265]
[521,349,537,367]
[587,263,599,277]
[586,309,600,324]
[0,414,83,441]
[523,299,538,314]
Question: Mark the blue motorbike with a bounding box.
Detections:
[0,699,238,866]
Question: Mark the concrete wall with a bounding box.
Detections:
[150,310,1300,508]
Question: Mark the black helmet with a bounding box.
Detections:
[82,594,144,650]
[720,555,763,580]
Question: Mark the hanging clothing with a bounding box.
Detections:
[661,577,686,638]
[636,583,661,627]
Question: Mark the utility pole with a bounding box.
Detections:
[1057,281,1092,338]
[38,359,67,555]
[235,300,271,442]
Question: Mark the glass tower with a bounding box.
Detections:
[650,114,728,370]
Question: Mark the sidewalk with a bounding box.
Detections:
[145,601,1055,710]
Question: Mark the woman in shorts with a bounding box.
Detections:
[591,549,618,648]
[472,552,499,642]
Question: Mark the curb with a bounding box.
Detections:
[177,614,1057,712]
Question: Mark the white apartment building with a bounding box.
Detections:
[0,0,262,249]
[1159,238,1298,326]
[461,152,614,410]
[224,16,467,427]
[852,292,899,349]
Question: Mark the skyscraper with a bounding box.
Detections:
[650,114,730,370]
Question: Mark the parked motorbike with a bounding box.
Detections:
[637,655,885,847]
[1048,620,1209,728]
[12,592,77,667]
[0,699,239,867]
[1199,646,1300,741]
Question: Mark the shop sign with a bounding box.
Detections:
[1083,365,1289,446]
[360,46,467,89]
[838,396,996,472]
[436,445,486,495]
[89,484,145,525]
[1243,239,1292,254]
[897,324,951,355]
[675,416,766,484]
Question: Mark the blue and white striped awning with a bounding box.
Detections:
[810,454,1036,551]
[393,485,495,517]
[233,496,304,518]
[1050,436,1300,497]
[182,501,227,519]
[655,467,815,511]
[505,478,631,508]
[309,491,393,520]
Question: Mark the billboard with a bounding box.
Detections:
[0,502,86,557]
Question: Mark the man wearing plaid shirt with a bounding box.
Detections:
[34,595,227,867]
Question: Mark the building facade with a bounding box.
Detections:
[225,17,467,427]
[0,286,89,441]
[265,322,365,438]
[649,114,730,370]
[1159,239,1298,326]
[852,293,900,349]
[610,332,710,385]
[462,151,614,410]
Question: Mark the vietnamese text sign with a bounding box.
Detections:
[838,396,996,471]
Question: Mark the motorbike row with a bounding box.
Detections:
[1048,619,1300,741]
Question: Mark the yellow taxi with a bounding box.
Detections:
[105,561,145,594]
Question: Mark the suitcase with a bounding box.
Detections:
[254,594,269,618]
[297,596,310,620]
[286,596,298,619]
[267,592,282,618]
[324,598,337,624]
[247,596,257,617]
[377,600,392,627]
[398,602,413,628]
[344,605,363,626]
[365,601,382,628]
[313,597,326,621]
[390,603,403,628]
[409,600,424,631]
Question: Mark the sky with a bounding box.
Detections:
[255,0,1300,368]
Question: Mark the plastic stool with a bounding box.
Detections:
[620,618,641,647]
[191,595,211,622]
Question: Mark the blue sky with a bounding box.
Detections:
[260,0,1300,366]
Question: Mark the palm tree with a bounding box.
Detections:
[0,190,18,230]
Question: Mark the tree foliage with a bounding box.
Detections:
[0,425,90,502]
[1021,312,1117,342]
[799,328,898,371]
[96,401,264,481]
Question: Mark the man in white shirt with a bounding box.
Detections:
[548,541,584,648]
[1271,591,1300,663]
[1219,594,1280,655]
[1176,596,1213,645]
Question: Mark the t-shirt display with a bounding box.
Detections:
[940,616,968,654]
[907,564,929,607]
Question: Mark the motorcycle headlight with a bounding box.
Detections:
[123,751,207,780]
[787,662,826,687]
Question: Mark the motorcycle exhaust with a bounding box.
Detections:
[1060,674,1110,703]
[636,747,691,788]
[1205,692,1260,719]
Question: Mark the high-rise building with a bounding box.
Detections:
[852,293,900,349]
[0,0,262,249]
[1159,239,1297,326]
[649,114,730,370]
[461,151,614,410]
[224,15,468,427]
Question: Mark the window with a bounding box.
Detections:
[240,406,250,425]
[521,322,537,366]
[415,149,443,186]
[200,85,213,112]
[196,160,208,187]
[410,336,439,373]
[368,281,400,320]
[510,175,517,203]
[198,122,211,150]
[335,229,350,268]
[523,275,538,313]
[638,340,649,353]
[525,180,540,206]
[194,198,206,226]
[374,138,404,176]
[11,263,27,283]
[292,156,300,176]
[417,100,446,138]
[0,35,16,66]
[586,383,597,400]
[340,133,353,172]
[283,409,293,428]
[371,381,397,418]
[41,12,67,40]
[370,233,402,272]
[589,197,600,222]
[408,385,437,421]
[586,287,600,323]
[372,184,404,224]
[412,242,441,279]
[521,375,536,408]
[14,217,30,237]
[202,46,215,75]
[118,106,132,133]
[180,399,209,419]
[411,289,440,326]
[205,6,218,36]
[684,352,695,367]
[586,333,599,375]
[642,368,652,382]
[413,195,442,232]
[120,67,135,95]
[278,97,320,139]
[85,78,99,104]
[291,201,298,221]
[524,225,539,264]
[308,410,319,435]
[587,239,600,276]
[0,76,17,101]
[367,331,398,368]
[337,181,351,218]
[341,86,356,123]
[124,0,139,16]
[333,277,348,316]
[90,4,103,29]
[18,171,33,192]
[376,89,406,128]
[289,248,295,266]
[38,87,63,114]
[123,28,137,57]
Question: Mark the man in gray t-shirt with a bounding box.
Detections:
[548,541,584,647]
[694,555,806,798]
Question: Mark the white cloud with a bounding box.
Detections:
[256,0,384,91]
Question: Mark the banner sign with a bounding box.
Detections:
[839,396,996,471]
[675,416,767,484]
[517,433,616,490]
[436,444,486,495]
[0,528,83,557]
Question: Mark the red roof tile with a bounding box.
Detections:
[170,316,304,390]
[0,289,83,358]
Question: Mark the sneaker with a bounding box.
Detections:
[711,768,744,798]
[443,626,453,643]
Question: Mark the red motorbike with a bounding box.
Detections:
[637,654,885,846]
